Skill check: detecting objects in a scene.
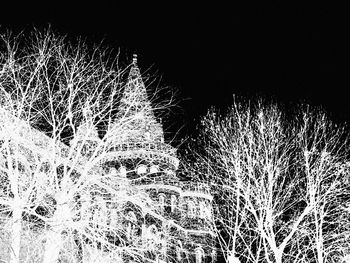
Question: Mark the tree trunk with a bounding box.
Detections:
[274,252,283,263]
[42,229,62,263]
[314,209,324,263]
[9,208,22,263]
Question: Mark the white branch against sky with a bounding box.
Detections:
[189,101,350,263]
[0,30,178,263]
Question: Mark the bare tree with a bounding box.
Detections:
[190,101,350,263]
[0,29,174,263]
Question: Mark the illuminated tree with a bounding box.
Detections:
[192,101,350,263]
[0,29,173,263]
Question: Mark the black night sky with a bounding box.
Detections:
[1,2,350,140]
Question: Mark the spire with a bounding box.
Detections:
[117,54,152,116]
[132,53,137,65]
[127,54,142,82]
[107,55,179,169]
[110,54,164,144]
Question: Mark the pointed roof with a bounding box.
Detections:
[110,54,164,144]
[105,55,179,169]
[117,55,156,119]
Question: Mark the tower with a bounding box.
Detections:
[103,55,215,263]
[0,52,215,262]
[75,54,216,262]
[102,54,181,262]
[106,54,179,170]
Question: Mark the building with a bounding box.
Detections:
[0,55,216,262]
[81,55,216,262]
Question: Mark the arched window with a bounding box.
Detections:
[148,224,157,237]
[176,240,183,261]
[165,169,175,176]
[146,224,158,251]
[150,165,159,174]
[188,201,195,217]
[137,164,147,175]
[159,194,166,213]
[170,195,177,213]
[119,166,127,177]
[109,167,118,177]
[205,205,212,219]
[127,211,137,222]
[126,211,137,239]
[199,202,206,218]
[195,247,205,263]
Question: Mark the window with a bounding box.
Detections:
[176,240,183,261]
[195,247,204,263]
[170,195,177,213]
[146,224,158,251]
[119,166,127,177]
[148,224,157,236]
[199,202,205,218]
[150,165,159,173]
[165,169,174,176]
[137,164,147,174]
[159,194,166,212]
[205,206,212,219]
[127,211,137,222]
[188,201,195,217]
[109,167,118,176]
[126,211,137,239]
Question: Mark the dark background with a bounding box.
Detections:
[1,2,349,141]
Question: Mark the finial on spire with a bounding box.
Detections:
[132,54,138,66]
[128,54,140,80]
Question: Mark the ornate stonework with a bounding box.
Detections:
[0,55,216,263]
[96,55,216,263]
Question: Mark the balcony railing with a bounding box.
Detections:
[105,142,179,168]
[133,177,212,197]
[108,142,177,157]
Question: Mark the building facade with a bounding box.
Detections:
[83,56,217,262]
[0,55,216,263]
